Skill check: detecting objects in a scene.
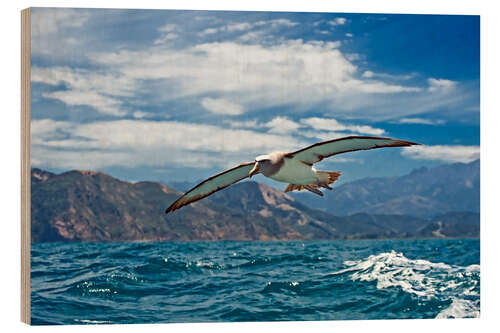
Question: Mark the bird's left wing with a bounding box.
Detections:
[165,162,256,214]
[287,136,420,165]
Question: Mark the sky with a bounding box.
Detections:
[30,8,480,188]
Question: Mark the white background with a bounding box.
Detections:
[1,1,498,332]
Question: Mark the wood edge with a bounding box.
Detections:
[21,7,31,325]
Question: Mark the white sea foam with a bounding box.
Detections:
[74,319,112,324]
[330,251,480,318]
[436,298,480,319]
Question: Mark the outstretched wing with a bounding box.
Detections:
[287,136,420,165]
[165,162,256,214]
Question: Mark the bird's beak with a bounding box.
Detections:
[248,163,260,178]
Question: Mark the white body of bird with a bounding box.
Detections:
[268,156,319,185]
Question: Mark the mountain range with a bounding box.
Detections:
[290,159,479,217]
[30,160,479,242]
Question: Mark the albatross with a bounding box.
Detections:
[165,136,419,214]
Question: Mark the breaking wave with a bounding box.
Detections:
[329,250,480,318]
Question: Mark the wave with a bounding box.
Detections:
[31,240,480,324]
[329,250,480,318]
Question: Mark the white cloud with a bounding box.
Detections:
[31,119,75,144]
[32,14,468,123]
[198,19,298,38]
[31,8,90,37]
[340,79,420,94]
[154,33,179,44]
[31,119,305,170]
[153,23,179,45]
[328,18,347,26]
[223,119,261,129]
[398,118,445,125]
[31,67,136,97]
[362,70,375,78]
[90,39,420,111]
[31,66,135,116]
[226,22,254,32]
[265,117,301,134]
[345,53,361,61]
[31,8,92,56]
[348,125,386,135]
[154,23,179,44]
[299,130,346,141]
[265,18,298,28]
[43,90,125,116]
[132,111,154,119]
[226,116,385,137]
[199,27,218,36]
[237,30,268,43]
[362,70,416,81]
[200,98,244,115]
[402,145,480,163]
[33,36,462,122]
[158,24,177,33]
[428,78,457,92]
[301,117,386,136]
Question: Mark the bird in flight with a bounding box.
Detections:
[165,136,419,214]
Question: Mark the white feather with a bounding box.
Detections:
[269,158,319,185]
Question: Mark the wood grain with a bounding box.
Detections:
[21,7,31,325]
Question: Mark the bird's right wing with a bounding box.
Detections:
[287,136,419,165]
[165,161,256,214]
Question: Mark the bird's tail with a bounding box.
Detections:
[284,184,306,192]
[284,171,341,193]
[317,171,341,186]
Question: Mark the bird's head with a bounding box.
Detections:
[248,154,270,178]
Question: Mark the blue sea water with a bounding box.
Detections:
[31,239,480,325]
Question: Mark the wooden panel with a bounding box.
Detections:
[21,7,31,325]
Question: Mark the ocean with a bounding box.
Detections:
[30,239,480,325]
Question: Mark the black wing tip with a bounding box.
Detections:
[165,206,180,215]
[365,136,420,147]
[363,136,422,146]
[312,135,422,147]
[165,202,180,214]
[397,139,422,146]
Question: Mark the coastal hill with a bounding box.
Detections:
[30,166,479,242]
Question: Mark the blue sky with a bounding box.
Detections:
[30,8,480,188]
